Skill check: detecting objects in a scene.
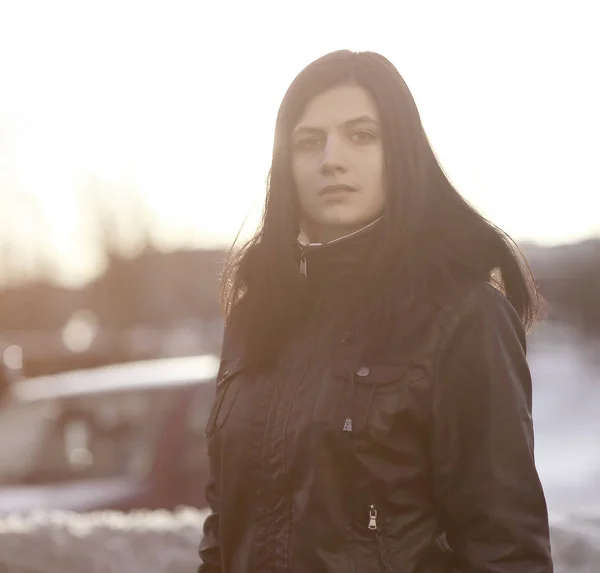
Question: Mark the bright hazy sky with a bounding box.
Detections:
[0,1,598,286]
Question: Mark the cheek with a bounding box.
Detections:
[360,149,386,194]
[292,159,316,203]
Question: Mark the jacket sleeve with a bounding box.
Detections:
[198,312,243,573]
[197,470,222,573]
[431,284,553,572]
[197,360,228,573]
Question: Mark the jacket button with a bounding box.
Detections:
[356,366,370,377]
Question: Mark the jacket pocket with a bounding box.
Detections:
[328,361,414,442]
[205,360,244,437]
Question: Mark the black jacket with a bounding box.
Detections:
[198,231,553,573]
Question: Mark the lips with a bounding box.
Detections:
[318,184,356,196]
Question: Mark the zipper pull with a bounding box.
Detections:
[299,253,307,278]
[368,505,378,531]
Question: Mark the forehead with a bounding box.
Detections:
[295,84,379,128]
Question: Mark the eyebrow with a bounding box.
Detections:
[292,114,380,135]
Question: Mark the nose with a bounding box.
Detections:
[320,135,347,175]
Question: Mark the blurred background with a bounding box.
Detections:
[0,0,598,518]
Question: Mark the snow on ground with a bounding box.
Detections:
[0,507,209,573]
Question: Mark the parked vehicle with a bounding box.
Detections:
[0,355,219,515]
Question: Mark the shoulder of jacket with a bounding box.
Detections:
[432,279,518,336]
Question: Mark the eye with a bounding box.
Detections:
[293,136,322,151]
[351,129,378,143]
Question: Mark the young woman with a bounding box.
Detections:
[198,50,553,573]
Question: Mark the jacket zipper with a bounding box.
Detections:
[299,247,307,278]
[368,504,393,573]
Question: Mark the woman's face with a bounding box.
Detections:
[291,83,385,243]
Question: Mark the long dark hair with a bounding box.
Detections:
[221,50,540,372]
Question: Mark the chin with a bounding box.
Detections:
[308,211,378,241]
[319,207,377,229]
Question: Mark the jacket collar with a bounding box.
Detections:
[295,216,384,296]
[297,216,383,248]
